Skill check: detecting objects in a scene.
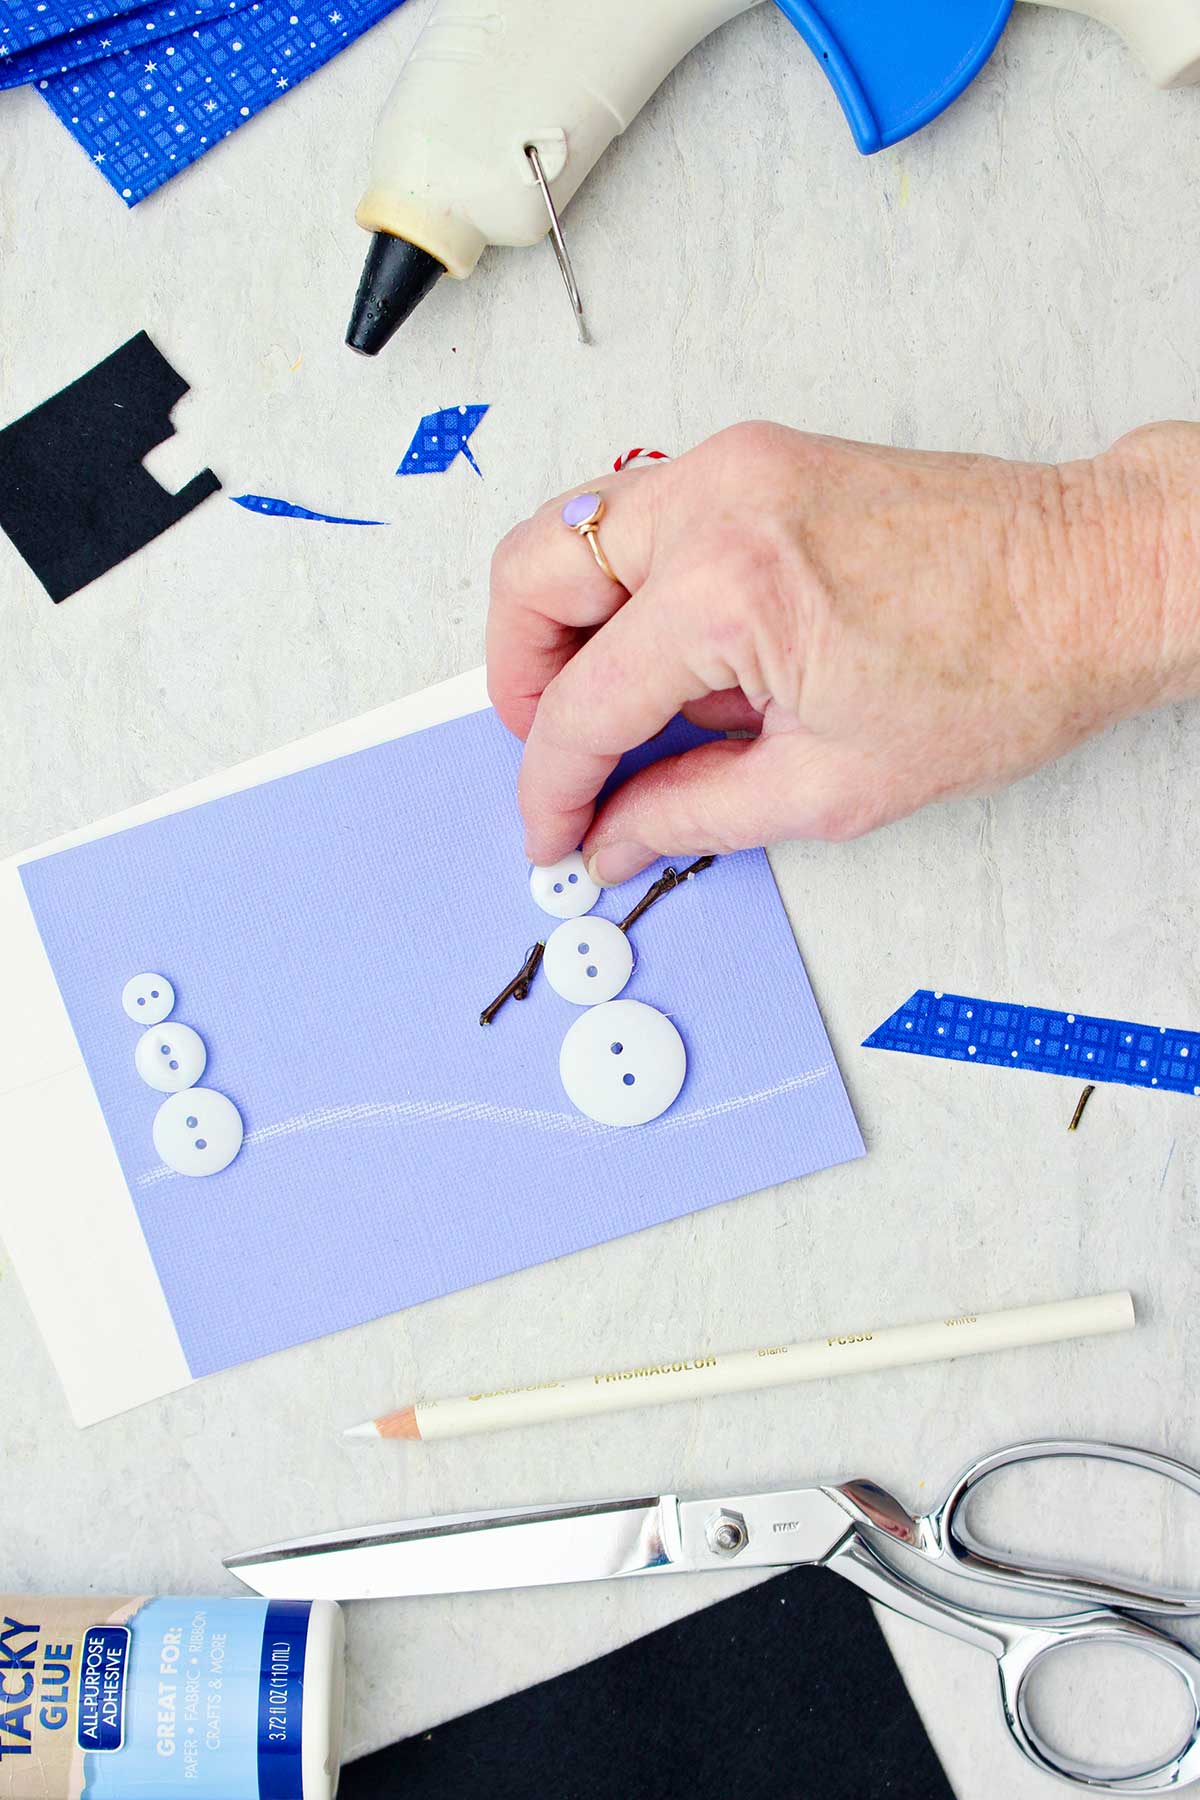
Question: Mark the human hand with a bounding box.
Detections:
[487,421,1200,886]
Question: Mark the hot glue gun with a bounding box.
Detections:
[346,0,1200,357]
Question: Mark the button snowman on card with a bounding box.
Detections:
[123,972,244,1176]
[513,855,709,1126]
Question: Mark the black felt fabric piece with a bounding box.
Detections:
[341,1568,956,1800]
[0,330,219,602]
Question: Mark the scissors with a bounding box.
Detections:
[227,1439,1200,1794]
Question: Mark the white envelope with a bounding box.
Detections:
[0,666,491,1426]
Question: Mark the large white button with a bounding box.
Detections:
[122,973,174,1024]
[544,917,633,1005]
[153,1088,244,1177]
[135,1022,206,1092]
[529,852,599,919]
[559,1000,686,1126]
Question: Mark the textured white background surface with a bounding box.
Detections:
[3,3,1200,1795]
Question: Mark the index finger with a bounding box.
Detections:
[486,461,668,741]
[518,577,710,864]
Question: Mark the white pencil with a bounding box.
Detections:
[344,1290,1135,1444]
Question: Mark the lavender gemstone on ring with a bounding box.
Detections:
[562,492,602,529]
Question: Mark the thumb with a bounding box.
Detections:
[582,733,861,885]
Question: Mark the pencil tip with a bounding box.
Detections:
[377,1405,422,1440]
[343,1407,422,1440]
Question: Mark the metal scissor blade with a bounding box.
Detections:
[225,1485,858,1602]
[225,1495,686,1601]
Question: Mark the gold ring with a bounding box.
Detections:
[560,492,621,584]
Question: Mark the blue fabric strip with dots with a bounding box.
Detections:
[863,989,1200,1097]
[231,493,384,524]
[3,0,196,54]
[33,0,407,206]
[0,1,257,93]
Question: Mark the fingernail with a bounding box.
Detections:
[587,843,652,886]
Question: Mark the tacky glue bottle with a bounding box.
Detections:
[0,1595,344,1799]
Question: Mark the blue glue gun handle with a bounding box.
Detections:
[772,0,1014,153]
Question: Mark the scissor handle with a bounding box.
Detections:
[934,1439,1200,1616]
[826,1529,1200,1795]
[998,1608,1200,1794]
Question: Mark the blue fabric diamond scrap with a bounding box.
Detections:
[396,405,489,478]
[37,0,407,205]
[1,0,255,92]
[864,988,1200,1097]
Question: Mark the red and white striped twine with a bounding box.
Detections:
[613,447,669,472]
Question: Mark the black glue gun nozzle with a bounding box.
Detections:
[345,235,445,357]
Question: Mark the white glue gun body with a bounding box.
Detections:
[346,0,1200,355]
[347,0,756,353]
[1025,0,1200,87]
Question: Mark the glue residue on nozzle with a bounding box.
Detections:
[346,235,445,355]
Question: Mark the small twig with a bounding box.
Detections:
[480,942,544,1026]
[1067,1084,1097,1132]
[617,856,715,933]
[480,856,717,1026]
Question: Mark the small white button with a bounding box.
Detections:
[135,1022,206,1092]
[153,1088,244,1177]
[122,973,174,1024]
[560,1000,686,1126]
[544,917,633,1005]
[529,852,599,919]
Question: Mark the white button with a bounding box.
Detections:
[153,1088,244,1177]
[559,1000,686,1126]
[529,852,599,919]
[122,973,174,1023]
[544,917,633,1005]
[135,1022,206,1092]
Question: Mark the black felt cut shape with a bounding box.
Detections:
[340,1568,956,1800]
[0,330,220,602]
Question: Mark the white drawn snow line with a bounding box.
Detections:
[134,1066,834,1187]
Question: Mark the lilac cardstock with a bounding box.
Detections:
[19,709,863,1380]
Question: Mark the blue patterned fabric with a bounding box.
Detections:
[864,988,1200,1097]
[396,405,489,477]
[231,493,383,524]
[35,0,406,205]
[3,0,167,50]
[0,1,255,92]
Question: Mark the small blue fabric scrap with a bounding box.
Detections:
[231,493,384,524]
[0,0,255,92]
[36,0,407,206]
[864,989,1200,1097]
[397,405,489,478]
